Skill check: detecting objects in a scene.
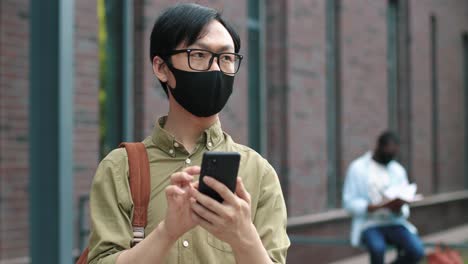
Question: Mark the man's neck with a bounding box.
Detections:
[164,103,218,153]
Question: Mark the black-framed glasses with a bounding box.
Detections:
[163,49,243,75]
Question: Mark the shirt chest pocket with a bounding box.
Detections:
[207,233,233,253]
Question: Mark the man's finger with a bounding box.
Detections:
[170,171,194,185]
[190,187,225,215]
[165,185,185,197]
[190,198,220,225]
[191,209,215,232]
[183,166,201,175]
[203,176,236,204]
[235,177,250,203]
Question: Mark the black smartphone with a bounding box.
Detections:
[198,152,241,203]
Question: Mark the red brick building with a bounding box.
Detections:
[1,0,467,263]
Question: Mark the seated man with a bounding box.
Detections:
[342,131,424,264]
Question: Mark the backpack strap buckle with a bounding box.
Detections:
[132,226,145,246]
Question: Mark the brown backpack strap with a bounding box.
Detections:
[75,143,150,263]
[75,247,89,264]
[119,142,151,246]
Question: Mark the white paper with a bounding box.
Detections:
[382,183,421,202]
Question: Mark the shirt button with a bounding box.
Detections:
[207,142,213,148]
[185,158,191,165]
[174,142,179,148]
[183,240,189,248]
[169,149,174,154]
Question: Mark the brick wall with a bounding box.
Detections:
[286,0,329,215]
[0,0,100,259]
[73,0,100,251]
[265,0,391,216]
[339,0,389,184]
[265,0,468,217]
[410,0,468,195]
[0,0,30,259]
[265,0,290,207]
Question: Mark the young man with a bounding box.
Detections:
[342,131,424,264]
[87,3,290,264]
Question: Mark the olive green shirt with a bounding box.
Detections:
[88,117,290,264]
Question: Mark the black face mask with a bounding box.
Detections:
[374,152,395,166]
[166,64,234,117]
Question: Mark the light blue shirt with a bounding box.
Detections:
[342,152,417,246]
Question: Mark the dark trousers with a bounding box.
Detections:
[361,225,425,264]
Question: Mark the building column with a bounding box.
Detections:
[29,0,75,263]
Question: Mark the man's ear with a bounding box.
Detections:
[152,56,169,82]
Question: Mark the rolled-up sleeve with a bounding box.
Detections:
[88,150,133,264]
[398,167,410,219]
[253,163,290,264]
[343,163,369,217]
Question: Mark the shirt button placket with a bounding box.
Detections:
[183,240,189,248]
[180,235,193,263]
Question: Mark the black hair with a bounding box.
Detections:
[149,3,241,95]
[377,131,400,148]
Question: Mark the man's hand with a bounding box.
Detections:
[368,198,406,213]
[189,177,257,250]
[384,198,406,213]
[162,166,200,241]
[117,166,201,263]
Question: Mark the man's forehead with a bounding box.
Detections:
[178,20,235,51]
[190,41,234,52]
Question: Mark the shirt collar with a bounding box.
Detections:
[151,116,224,156]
